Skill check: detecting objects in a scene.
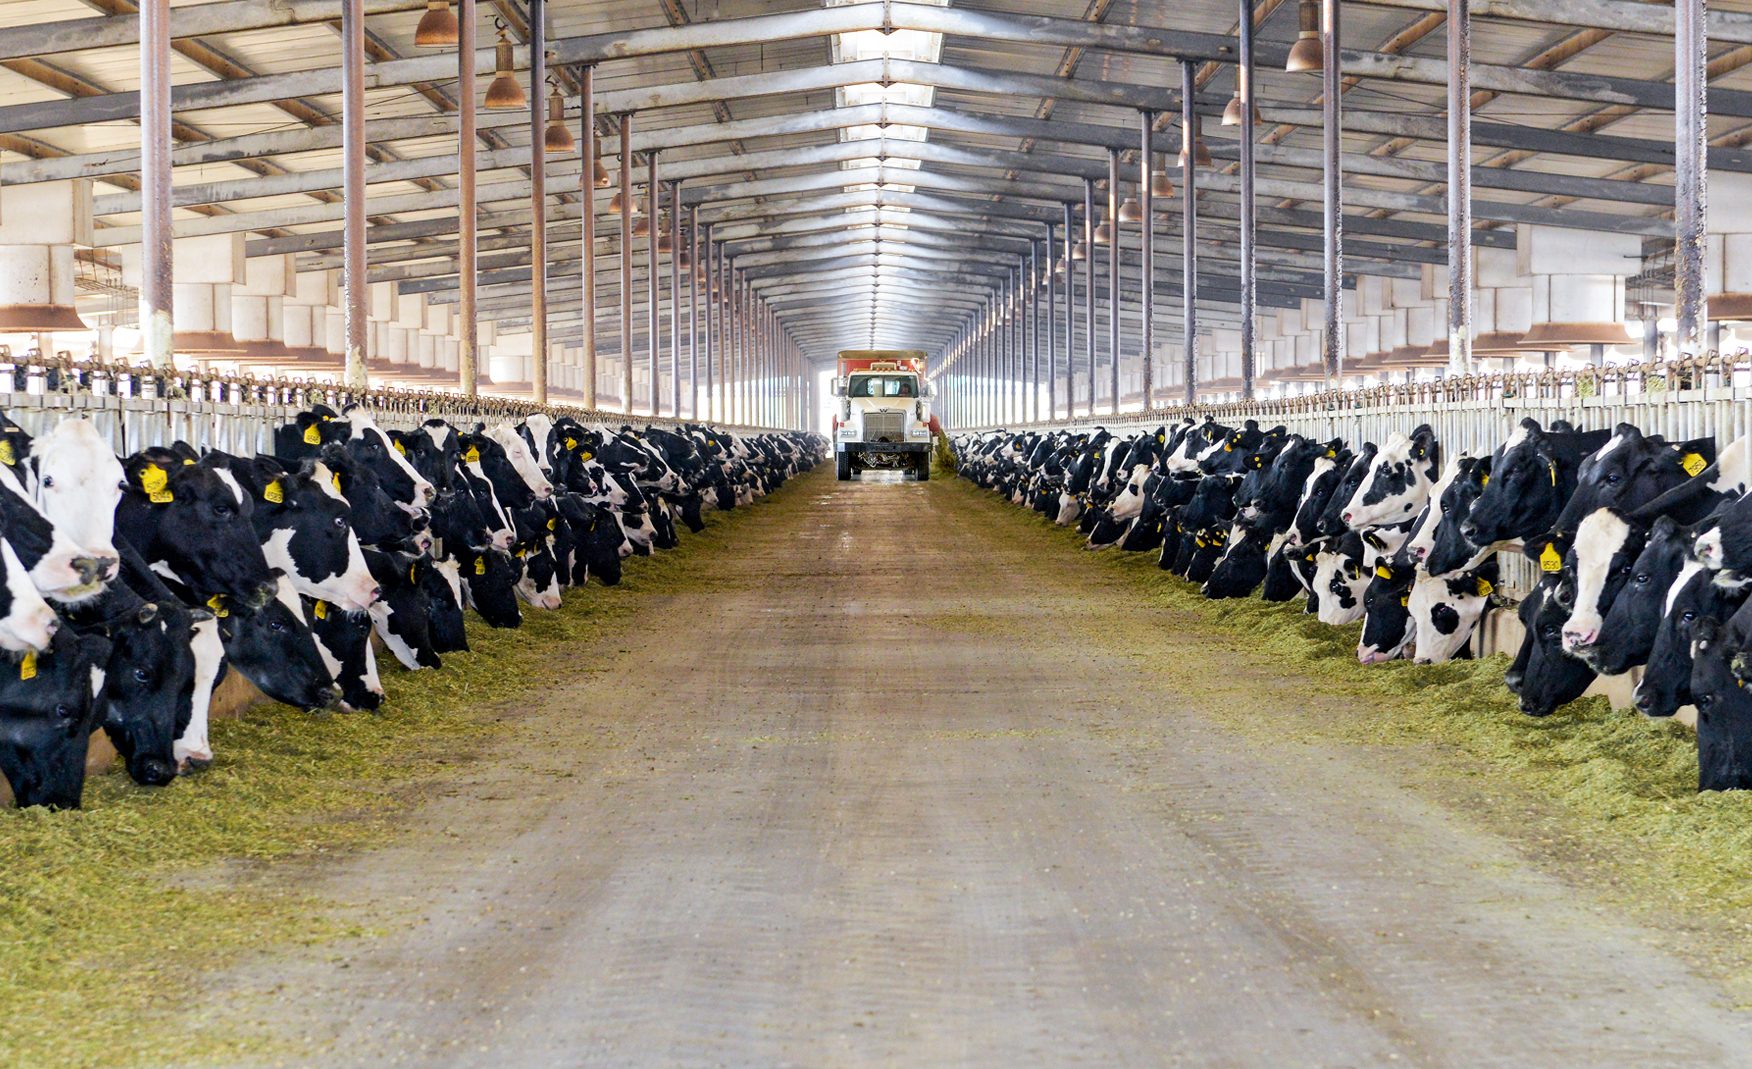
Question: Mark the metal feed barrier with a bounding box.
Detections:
[0,348,784,459]
[960,351,1752,601]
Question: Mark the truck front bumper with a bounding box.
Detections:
[840,441,930,455]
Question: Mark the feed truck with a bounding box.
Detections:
[831,350,940,481]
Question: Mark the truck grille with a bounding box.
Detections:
[863,411,906,442]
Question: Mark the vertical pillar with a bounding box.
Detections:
[669,182,682,417]
[342,0,369,389]
[1106,147,1121,415]
[1238,0,1257,400]
[1321,0,1344,384]
[528,0,548,404]
[688,206,699,418]
[618,113,633,414]
[1139,109,1154,413]
[646,151,660,415]
[1182,60,1199,405]
[578,62,595,408]
[1082,179,1095,418]
[139,0,173,369]
[704,229,716,421]
[1029,240,1040,423]
[1447,0,1474,374]
[1676,0,1709,353]
[1046,222,1058,421]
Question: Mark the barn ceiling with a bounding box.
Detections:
[0,0,1745,374]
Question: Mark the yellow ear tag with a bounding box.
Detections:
[1400,595,1409,607]
[332,473,342,494]
[313,600,329,620]
[409,563,418,585]
[0,440,16,467]
[182,458,194,466]
[262,480,284,504]
[1547,460,1558,486]
[140,463,173,504]
[18,650,36,681]
[1223,443,1233,452]
[1375,565,1393,580]
[579,450,594,462]
[303,423,322,446]
[1325,449,1336,458]
[474,557,486,576]
[393,439,407,456]
[546,517,556,531]
[1681,452,1707,478]
[1476,577,1494,597]
[1480,474,1489,488]
[206,594,229,619]
[464,445,481,464]
[565,437,578,451]
[1539,543,1562,573]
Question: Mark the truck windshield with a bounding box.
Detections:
[849,374,916,398]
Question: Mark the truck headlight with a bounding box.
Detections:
[908,427,929,439]
[837,426,857,439]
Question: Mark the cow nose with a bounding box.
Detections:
[364,585,382,606]
[73,556,114,584]
[42,614,59,640]
[1341,511,1354,525]
[132,754,178,787]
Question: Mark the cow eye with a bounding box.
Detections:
[213,503,233,518]
[1699,694,1715,709]
[1604,473,1622,485]
[269,619,287,633]
[1683,610,1698,622]
[333,516,347,529]
[132,668,150,684]
[39,476,52,489]
[55,703,74,721]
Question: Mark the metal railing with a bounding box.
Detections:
[958,351,1752,599]
[0,347,789,458]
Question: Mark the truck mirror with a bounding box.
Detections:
[829,380,844,397]
[924,382,938,398]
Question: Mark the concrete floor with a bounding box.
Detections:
[221,469,1752,1068]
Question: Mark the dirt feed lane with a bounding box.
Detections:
[219,469,1752,1068]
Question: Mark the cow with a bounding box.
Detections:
[1460,419,1611,548]
[1504,573,1596,718]
[0,626,108,808]
[1341,425,1439,530]
[1408,561,1497,664]
[1684,616,1752,790]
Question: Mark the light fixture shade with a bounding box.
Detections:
[592,137,612,188]
[1071,241,1088,262]
[1093,220,1114,246]
[484,36,526,110]
[414,0,460,47]
[609,187,625,213]
[1221,93,1259,126]
[1286,0,1323,72]
[656,227,673,254]
[1117,196,1144,223]
[633,215,650,238]
[1150,168,1175,199]
[1179,139,1214,169]
[543,91,574,153]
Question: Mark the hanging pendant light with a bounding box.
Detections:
[1071,241,1088,262]
[656,220,673,254]
[1093,214,1114,245]
[592,136,612,188]
[542,82,574,154]
[1179,136,1214,169]
[414,0,460,47]
[632,200,650,237]
[1221,92,1259,126]
[1150,165,1175,199]
[483,22,526,111]
[1285,0,1324,72]
[1117,196,1144,224]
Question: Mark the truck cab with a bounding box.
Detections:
[831,350,938,481]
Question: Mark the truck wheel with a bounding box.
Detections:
[836,452,851,481]
[915,454,931,482]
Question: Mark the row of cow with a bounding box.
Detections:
[953,413,1752,791]
[0,404,825,808]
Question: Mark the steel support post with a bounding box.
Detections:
[139,0,173,369]
[1107,147,1121,415]
[646,150,660,415]
[529,0,548,404]
[342,0,369,388]
[1238,0,1257,400]
[577,62,594,408]
[1046,222,1058,421]
[1447,0,1474,375]
[1029,239,1040,423]
[1082,178,1095,418]
[688,206,699,417]
[1138,109,1153,412]
[1322,0,1344,384]
[1677,0,1710,354]
[618,113,633,413]
[1182,60,1199,405]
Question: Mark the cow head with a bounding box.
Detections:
[1341,425,1439,530]
[1559,507,1647,655]
[453,544,523,628]
[215,576,339,713]
[1462,419,1610,547]
[1409,563,1496,665]
[1422,455,1493,577]
[1586,515,1694,675]
[1550,424,1714,538]
[1631,563,1735,719]
[1358,559,1417,664]
[1504,574,1596,718]
[253,464,380,611]
[29,418,123,587]
[1687,617,1752,790]
[117,452,277,609]
[97,600,201,787]
[1314,444,1377,538]
[0,626,107,808]
[342,406,435,510]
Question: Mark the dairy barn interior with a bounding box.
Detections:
[8,0,1752,1065]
